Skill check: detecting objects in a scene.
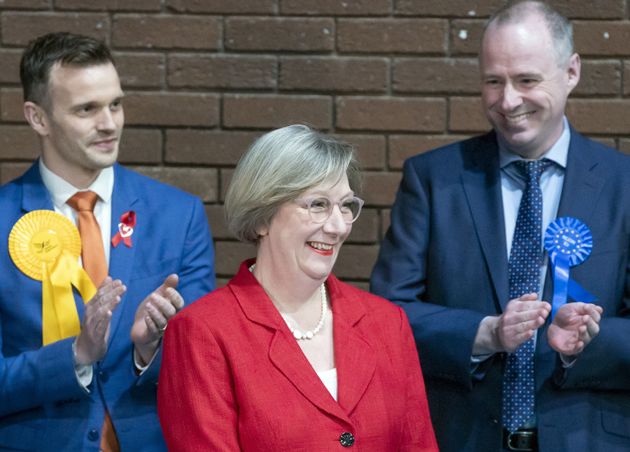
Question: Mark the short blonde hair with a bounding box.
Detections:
[225,124,361,243]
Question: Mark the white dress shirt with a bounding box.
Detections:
[499,117,569,294]
[39,159,114,265]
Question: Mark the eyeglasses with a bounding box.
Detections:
[295,196,365,224]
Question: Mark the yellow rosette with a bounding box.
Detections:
[8,210,97,345]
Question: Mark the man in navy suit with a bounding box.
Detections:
[0,32,215,450]
[371,1,629,451]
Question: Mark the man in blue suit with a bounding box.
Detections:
[0,32,215,450]
[371,1,629,451]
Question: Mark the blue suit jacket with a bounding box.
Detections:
[0,162,215,451]
[371,129,630,452]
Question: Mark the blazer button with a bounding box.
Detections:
[339,432,355,447]
[87,429,99,441]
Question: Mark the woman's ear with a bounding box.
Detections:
[256,226,269,238]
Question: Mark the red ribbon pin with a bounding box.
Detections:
[111,211,136,248]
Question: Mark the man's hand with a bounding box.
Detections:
[547,302,603,357]
[474,294,550,355]
[131,274,184,365]
[75,277,126,365]
[497,293,551,352]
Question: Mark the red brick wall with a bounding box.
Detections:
[1,0,629,288]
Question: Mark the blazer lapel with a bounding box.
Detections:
[460,134,510,311]
[329,277,377,415]
[107,164,140,339]
[542,130,605,309]
[268,331,351,423]
[231,263,353,425]
[556,131,605,223]
[539,130,605,364]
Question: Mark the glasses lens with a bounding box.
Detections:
[308,198,331,223]
[304,197,364,223]
[341,197,363,223]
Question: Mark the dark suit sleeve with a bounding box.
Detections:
[158,311,240,451]
[137,196,215,386]
[371,159,487,390]
[397,309,439,451]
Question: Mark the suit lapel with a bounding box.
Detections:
[107,164,140,339]
[556,131,605,224]
[268,331,350,423]
[460,134,510,311]
[542,131,605,307]
[231,263,354,425]
[539,131,605,363]
[329,277,377,415]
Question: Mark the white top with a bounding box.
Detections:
[316,367,338,401]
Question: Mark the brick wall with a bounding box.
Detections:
[1,0,629,288]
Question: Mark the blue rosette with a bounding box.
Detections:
[544,217,596,318]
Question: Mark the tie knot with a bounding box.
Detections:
[67,191,99,212]
[514,159,551,183]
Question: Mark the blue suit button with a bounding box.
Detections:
[88,429,99,441]
[99,370,109,382]
[339,432,355,447]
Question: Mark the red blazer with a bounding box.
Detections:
[158,260,438,451]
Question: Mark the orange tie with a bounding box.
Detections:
[67,191,119,452]
[67,191,107,286]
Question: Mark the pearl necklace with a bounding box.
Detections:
[282,283,327,340]
[249,264,328,341]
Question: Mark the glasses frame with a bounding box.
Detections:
[294,195,365,224]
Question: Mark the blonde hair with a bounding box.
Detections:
[225,124,361,243]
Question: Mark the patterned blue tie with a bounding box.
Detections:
[502,159,551,433]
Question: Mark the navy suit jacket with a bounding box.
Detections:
[0,162,215,451]
[371,129,630,452]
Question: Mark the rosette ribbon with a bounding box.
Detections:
[42,251,96,345]
[8,210,97,346]
[111,210,135,248]
[544,217,596,319]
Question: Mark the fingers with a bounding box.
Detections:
[498,296,551,352]
[548,303,604,355]
[580,304,603,345]
[164,285,185,311]
[76,279,126,365]
[86,279,125,317]
[161,274,179,291]
[143,310,164,337]
[584,315,600,339]
[151,274,183,314]
[142,285,184,340]
[147,287,183,318]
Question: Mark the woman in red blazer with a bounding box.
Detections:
[158,125,438,451]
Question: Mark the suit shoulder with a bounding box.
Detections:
[404,132,495,168]
[0,176,23,201]
[591,140,630,166]
[574,132,630,174]
[0,175,31,222]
